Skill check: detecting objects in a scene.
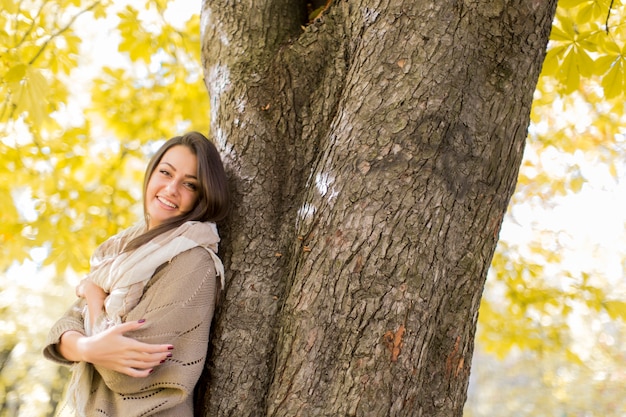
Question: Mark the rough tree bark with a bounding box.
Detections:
[196,0,557,416]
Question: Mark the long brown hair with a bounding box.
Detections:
[125,131,229,251]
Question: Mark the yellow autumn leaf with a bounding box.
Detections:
[601,58,625,99]
[560,48,581,93]
[117,6,153,62]
[558,0,586,9]
[574,44,595,77]
[577,1,602,23]
[11,67,50,125]
[560,8,581,34]
[0,0,16,13]
[569,174,584,192]
[541,45,569,77]
[604,300,626,321]
[5,63,26,82]
[549,23,573,42]
[49,52,78,75]
[594,53,620,75]
[151,0,169,12]
[92,2,109,19]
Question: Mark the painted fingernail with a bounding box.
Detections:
[168,345,174,350]
[167,352,173,358]
[138,319,146,323]
[160,359,166,364]
[149,369,154,374]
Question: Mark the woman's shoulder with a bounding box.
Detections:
[173,246,216,264]
[154,246,217,281]
[144,246,218,302]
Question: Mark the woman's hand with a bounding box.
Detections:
[59,320,174,378]
[76,278,107,304]
[76,278,108,327]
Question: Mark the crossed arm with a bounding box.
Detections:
[45,247,218,379]
[58,279,171,377]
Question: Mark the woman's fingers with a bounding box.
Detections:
[114,350,174,377]
[122,349,172,367]
[124,354,171,370]
[110,319,148,337]
[113,320,175,353]
[123,367,153,378]
[75,279,86,298]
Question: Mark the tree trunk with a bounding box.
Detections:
[196,0,557,415]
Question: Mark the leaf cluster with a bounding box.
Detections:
[0,0,208,275]
[1,0,111,273]
[544,0,626,98]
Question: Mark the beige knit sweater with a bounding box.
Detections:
[44,247,218,417]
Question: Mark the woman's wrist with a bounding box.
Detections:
[85,286,107,305]
[58,330,88,363]
[77,278,108,305]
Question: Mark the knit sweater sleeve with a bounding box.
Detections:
[43,298,87,365]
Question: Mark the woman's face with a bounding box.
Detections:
[145,145,199,229]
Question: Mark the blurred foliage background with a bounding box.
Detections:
[0,0,625,415]
[0,0,209,414]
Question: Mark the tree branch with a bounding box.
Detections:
[605,0,615,34]
[28,1,101,66]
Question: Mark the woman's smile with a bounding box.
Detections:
[157,195,178,209]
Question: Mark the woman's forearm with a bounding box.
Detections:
[58,330,87,362]
[76,278,107,327]
[86,298,105,328]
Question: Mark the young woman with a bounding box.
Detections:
[43,131,229,416]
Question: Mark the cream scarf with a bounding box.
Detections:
[65,221,224,417]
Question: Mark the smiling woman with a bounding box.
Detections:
[42,132,229,417]
[0,0,216,414]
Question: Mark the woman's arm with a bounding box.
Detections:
[75,278,107,328]
[58,321,173,377]
[43,298,87,365]
[43,295,173,377]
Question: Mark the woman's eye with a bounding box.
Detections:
[185,183,197,191]
[160,169,171,176]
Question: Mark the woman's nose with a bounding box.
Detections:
[165,180,178,195]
